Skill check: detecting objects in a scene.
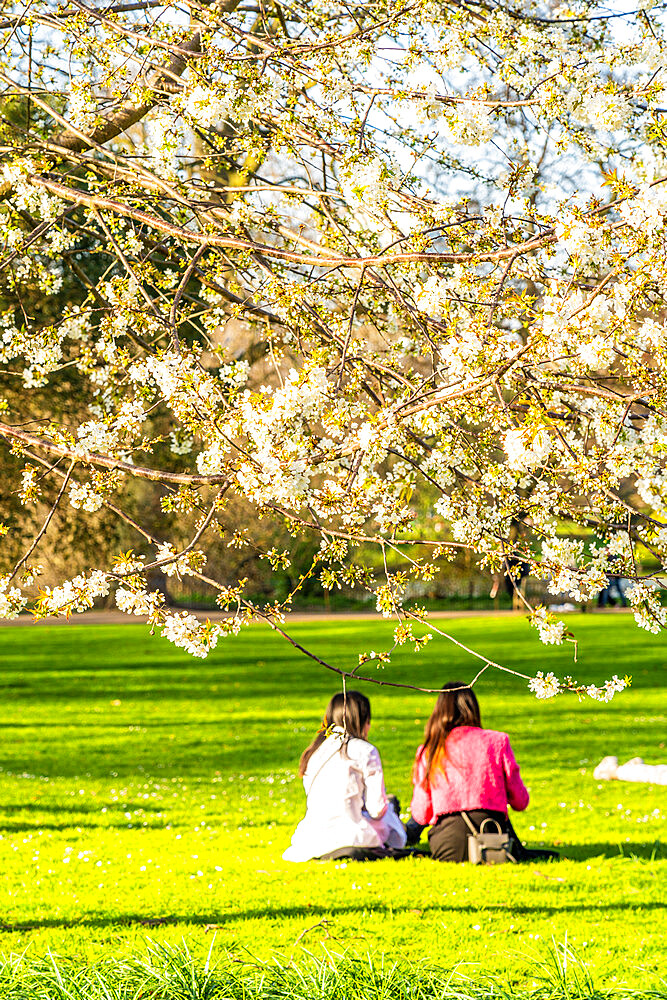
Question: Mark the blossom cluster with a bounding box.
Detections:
[155,543,206,579]
[160,612,222,658]
[35,571,110,618]
[528,672,562,699]
[114,588,163,616]
[69,482,104,513]
[504,428,552,473]
[585,676,628,702]
[625,581,667,634]
[0,576,26,620]
[529,671,628,703]
[529,608,568,646]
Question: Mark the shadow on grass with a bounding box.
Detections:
[411,841,665,861]
[557,841,665,861]
[0,801,170,832]
[0,822,170,832]
[2,897,667,934]
[0,803,166,814]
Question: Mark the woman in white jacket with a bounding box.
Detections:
[283,691,407,862]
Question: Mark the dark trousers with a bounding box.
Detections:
[317,845,416,861]
[429,809,507,862]
[428,811,559,863]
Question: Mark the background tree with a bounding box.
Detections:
[1,0,666,699]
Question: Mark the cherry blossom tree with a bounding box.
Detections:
[1,0,666,700]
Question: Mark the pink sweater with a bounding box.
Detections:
[410,726,529,826]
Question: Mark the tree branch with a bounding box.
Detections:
[0,422,228,486]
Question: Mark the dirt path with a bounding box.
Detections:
[0,608,533,628]
[0,607,629,628]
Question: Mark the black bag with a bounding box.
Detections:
[461,811,517,865]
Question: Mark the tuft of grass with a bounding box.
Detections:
[529,936,599,1000]
[133,938,225,1000]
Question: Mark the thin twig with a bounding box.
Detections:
[9,460,75,583]
[168,244,208,350]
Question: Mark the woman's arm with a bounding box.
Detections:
[362,745,389,819]
[503,736,530,811]
[409,748,434,826]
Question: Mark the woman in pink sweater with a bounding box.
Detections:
[409,681,556,862]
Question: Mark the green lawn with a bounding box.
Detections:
[0,614,665,996]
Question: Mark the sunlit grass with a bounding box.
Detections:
[0,614,664,995]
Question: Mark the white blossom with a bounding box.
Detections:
[504,428,552,472]
[180,84,230,129]
[160,612,221,658]
[169,429,194,455]
[0,576,26,620]
[37,571,110,617]
[155,542,205,578]
[625,580,667,633]
[69,482,104,513]
[444,102,495,145]
[19,466,41,505]
[586,675,628,702]
[528,671,562,699]
[530,607,567,646]
[115,587,163,616]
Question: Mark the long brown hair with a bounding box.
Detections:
[416,681,481,784]
[298,690,371,777]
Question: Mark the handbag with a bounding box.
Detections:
[461,811,517,865]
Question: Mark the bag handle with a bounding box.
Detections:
[460,811,478,835]
[461,811,504,836]
[479,817,504,835]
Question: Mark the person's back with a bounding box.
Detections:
[302,731,387,828]
[412,725,530,819]
[283,691,407,862]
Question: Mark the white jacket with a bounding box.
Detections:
[283,729,407,861]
